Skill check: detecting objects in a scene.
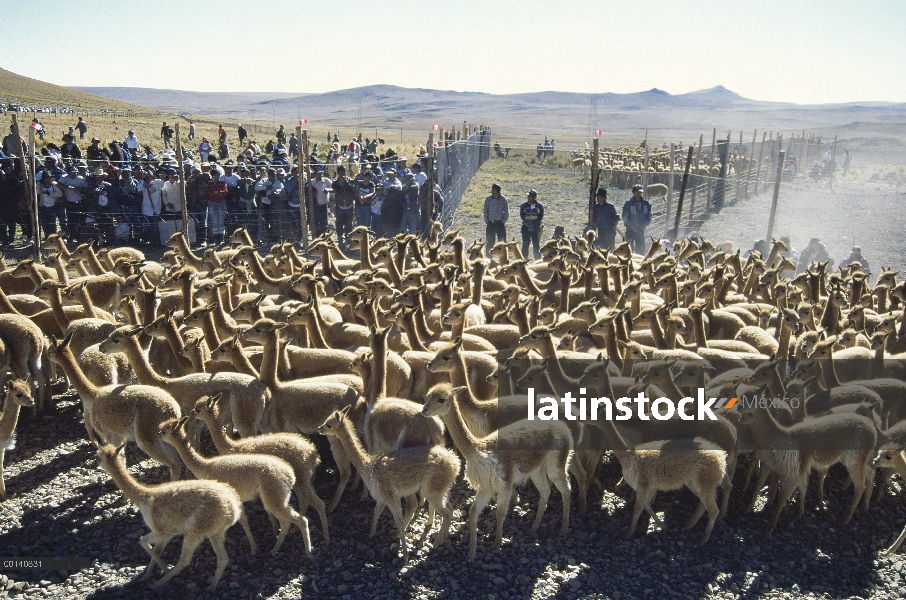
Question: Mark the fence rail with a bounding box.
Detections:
[435,129,491,230]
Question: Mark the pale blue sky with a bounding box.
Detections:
[3,0,904,103]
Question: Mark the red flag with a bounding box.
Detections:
[299,119,308,125]
[594,129,603,137]
[432,124,441,131]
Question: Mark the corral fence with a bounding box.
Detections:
[491,128,842,240]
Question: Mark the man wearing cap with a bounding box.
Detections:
[591,187,619,249]
[519,189,544,260]
[37,156,64,183]
[59,164,87,242]
[332,165,356,247]
[355,170,375,228]
[622,184,651,253]
[310,170,333,236]
[123,130,140,154]
[840,246,870,275]
[483,183,509,253]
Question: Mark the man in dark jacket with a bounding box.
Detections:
[185,169,210,245]
[332,165,356,248]
[622,184,651,253]
[591,187,619,249]
[519,189,544,260]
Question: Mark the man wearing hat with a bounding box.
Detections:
[797,237,833,273]
[591,187,619,249]
[622,184,651,253]
[310,169,333,236]
[520,189,544,260]
[86,137,106,164]
[59,164,87,242]
[840,246,870,275]
[483,183,509,253]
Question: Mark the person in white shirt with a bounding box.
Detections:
[255,168,280,243]
[137,169,163,245]
[310,170,333,235]
[123,130,140,154]
[161,170,182,217]
[58,165,87,242]
[412,163,427,187]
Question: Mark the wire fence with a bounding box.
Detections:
[435,129,491,230]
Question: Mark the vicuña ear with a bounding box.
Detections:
[451,386,468,396]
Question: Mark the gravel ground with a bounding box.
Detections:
[3,390,906,599]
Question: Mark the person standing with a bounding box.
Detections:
[160,122,174,149]
[622,184,651,253]
[310,169,333,236]
[483,183,508,253]
[591,187,619,249]
[355,170,375,228]
[58,164,87,242]
[76,117,88,140]
[400,173,419,234]
[37,171,64,238]
[332,165,356,248]
[237,124,247,146]
[197,137,213,163]
[123,130,140,155]
[206,170,229,245]
[185,167,210,245]
[60,134,81,160]
[288,132,298,158]
[381,168,405,236]
[188,121,196,141]
[519,189,544,260]
[139,169,164,246]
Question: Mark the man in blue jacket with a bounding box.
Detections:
[591,187,619,249]
[519,189,544,260]
[622,184,651,253]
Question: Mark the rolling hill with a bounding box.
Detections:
[0,67,151,112]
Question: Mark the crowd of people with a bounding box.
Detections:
[0,118,445,249]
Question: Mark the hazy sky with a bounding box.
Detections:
[4,0,905,103]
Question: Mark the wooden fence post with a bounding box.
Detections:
[745,129,757,196]
[673,144,695,237]
[588,137,599,227]
[11,115,39,258]
[688,134,703,224]
[766,151,786,241]
[664,142,676,235]
[296,126,309,248]
[174,123,190,239]
[302,129,313,245]
[706,128,716,210]
[832,135,838,161]
[735,130,743,202]
[763,131,774,192]
[642,144,650,191]
[427,132,435,227]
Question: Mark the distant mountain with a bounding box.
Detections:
[74,87,303,116]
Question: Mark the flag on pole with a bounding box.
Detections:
[299,119,308,125]
[594,129,603,137]
[432,124,441,131]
